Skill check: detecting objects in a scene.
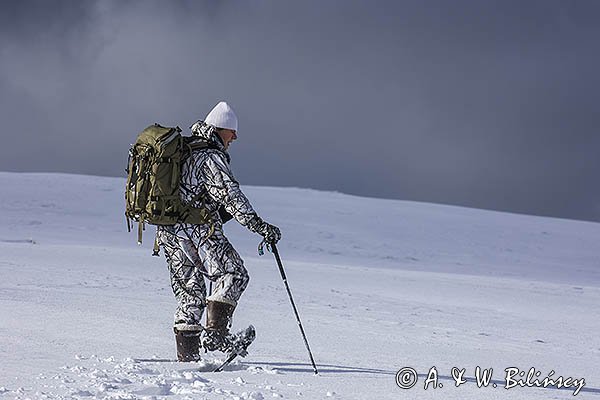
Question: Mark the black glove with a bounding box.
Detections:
[260,222,281,244]
[248,216,281,244]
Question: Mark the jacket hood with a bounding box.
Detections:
[190,120,227,153]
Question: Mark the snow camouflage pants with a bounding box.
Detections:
[157,225,249,331]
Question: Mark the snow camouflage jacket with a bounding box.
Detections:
[166,121,261,241]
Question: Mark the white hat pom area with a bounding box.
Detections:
[204,101,238,131]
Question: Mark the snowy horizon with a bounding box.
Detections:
[4,170,599,225]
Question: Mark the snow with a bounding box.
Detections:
[0,171,599,399]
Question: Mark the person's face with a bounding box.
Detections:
[217,128,237,149]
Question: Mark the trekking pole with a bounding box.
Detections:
[271,243,319,375]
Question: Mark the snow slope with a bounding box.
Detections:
[0,172,599,399]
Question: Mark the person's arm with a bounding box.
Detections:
[200,150,281,242]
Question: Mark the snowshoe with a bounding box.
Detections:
[227,325,256,358]
[201,324,255,355]
[213,325,256,372]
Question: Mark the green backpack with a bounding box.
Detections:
[125,123,211,249]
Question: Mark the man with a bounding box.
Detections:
[157,101,281,361]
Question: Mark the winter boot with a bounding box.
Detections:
[174,329,201,362]
[201,300,235,353]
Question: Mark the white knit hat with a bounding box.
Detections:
[204,101,238,131]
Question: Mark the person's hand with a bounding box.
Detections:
[249,216,281,244]
[259,221,281,244]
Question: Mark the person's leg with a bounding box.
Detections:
[197,228,250,352]
[158,228,207,360]
[200,228,249,307]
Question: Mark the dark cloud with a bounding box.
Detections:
[1,0,599,221]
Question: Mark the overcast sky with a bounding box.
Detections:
[1,0,599,222]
